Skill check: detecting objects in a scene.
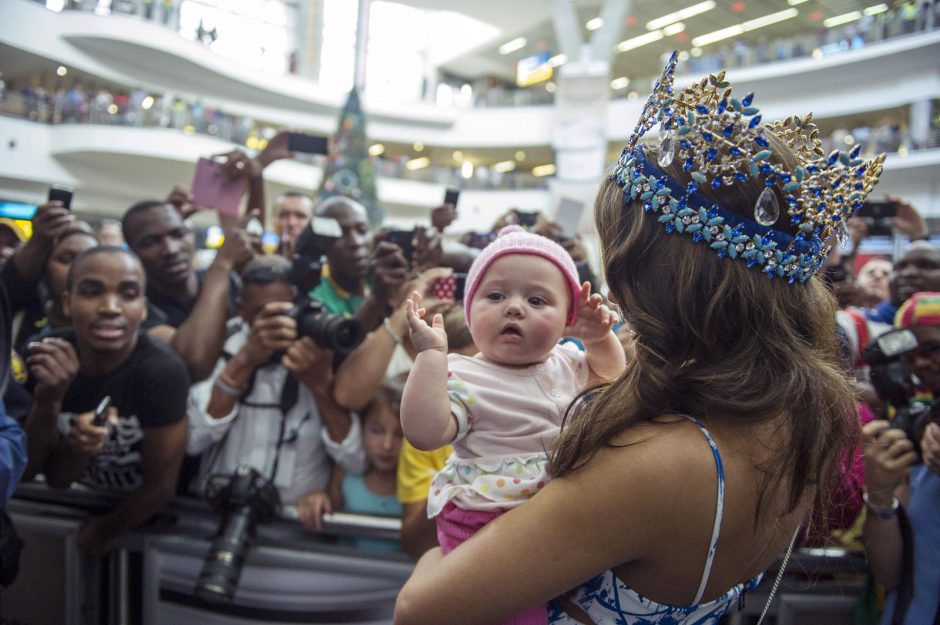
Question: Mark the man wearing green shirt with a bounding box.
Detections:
[311,197,409,333]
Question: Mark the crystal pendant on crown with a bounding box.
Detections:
[754,188,779,227]
[658,132,676,168]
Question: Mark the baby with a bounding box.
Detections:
[402,225,624,625]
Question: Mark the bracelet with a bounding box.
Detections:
[863,491,900,519]
[214,376,245,398]
[383,317,403,345]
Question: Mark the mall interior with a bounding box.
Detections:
[0,1,939,624]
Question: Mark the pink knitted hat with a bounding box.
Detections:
[464,225,581,329]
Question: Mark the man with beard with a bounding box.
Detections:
[311,197,409,333]
[866,241,940,324]
[22,247,189,555]
[121,200,253,381]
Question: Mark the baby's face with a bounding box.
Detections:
[469,254,570,367]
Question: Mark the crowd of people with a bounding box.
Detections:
[0,55,938,625]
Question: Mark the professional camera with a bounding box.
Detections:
[194,465,280,604]
[287,215,364,356]
[862,328,935,459]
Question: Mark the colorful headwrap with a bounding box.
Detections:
[895,292,940,328]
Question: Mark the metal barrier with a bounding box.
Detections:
[4,482,412,625]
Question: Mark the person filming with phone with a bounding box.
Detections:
[862,292,940,625]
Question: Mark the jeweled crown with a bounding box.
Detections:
[611,51,886,284]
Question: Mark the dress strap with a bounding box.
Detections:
[679,415,725,605]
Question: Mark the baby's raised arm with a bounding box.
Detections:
[401,292,458,450]
[567,282,626,384]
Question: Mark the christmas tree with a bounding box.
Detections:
[317,88,382,228]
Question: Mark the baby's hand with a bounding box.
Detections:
[566,282,618,345]
[406,291,448,353]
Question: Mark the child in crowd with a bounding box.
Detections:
[301,376,405,552]
[401,225,624,625]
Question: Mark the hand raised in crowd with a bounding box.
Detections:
[240,302,297,367]
[888,194,928,240]
[371,240,411,307]
[239,208,265,253]
[405,291,447,354]
[297,490,332,533]
[26,338,79,404]
[565,282,618,345]
[212,227,255,272]
[862,420,919,494]
[217,149,262,181]
[30,202,76,247]
[922,422,940,475]
[430,203,457,232]
[165,185,207,221]
[411,225,443,272]
[257,130,296,168]
[67,406,117,456]
[282,337,335,395]
[403,267,455,315]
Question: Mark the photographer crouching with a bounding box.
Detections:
[862,292,940,625]
[185,254,367,602]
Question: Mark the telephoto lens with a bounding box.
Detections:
[291,299,364,355]
[194,466,280,603]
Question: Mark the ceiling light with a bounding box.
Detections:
[499,37,527,55]
[627,91,639,101]
[141,96,154,110]
[532,164,556,177]
[406,157,430,171]
[413,142,425,152]
[549,53,568,67]
[610,77,631,90]
[369,144,385,156]
[692,7,797,47]
[690,47,703,57]
[662,22,686,36]
[452,150,464,161]
[107,104,118,115]
[545,82,557,93]
[864,4,889,16]
[586,17,603,31]
[616,30,664,53]
[515,151,526,161]
[646,1,716,31]
[493,160,516,173]
[692,25,743,47]
[678,50,691,60]
[56,66,68,77]
[742,8,799,30]
[823,11,861,27]
[461,162,474,178]
[787,0,810,4]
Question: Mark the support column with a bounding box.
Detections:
[909,99,932,150]
[353,0,372,92]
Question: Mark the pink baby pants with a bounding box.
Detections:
[436,502,547,625]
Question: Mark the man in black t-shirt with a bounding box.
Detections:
[122,200,253,382]
[23,247,189,556]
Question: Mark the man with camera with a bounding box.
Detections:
[862,291,940,625]
[186,255,366,515]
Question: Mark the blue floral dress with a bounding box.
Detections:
[547,416,762,625]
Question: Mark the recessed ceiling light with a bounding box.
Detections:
[610,77,631,90]
[822,11,861,28]
[646,1,716,30]
[692,8,797,47]
[532,164,556,177]
[406,157,430,171]
[461,162,474,178]
[864,4,889,16]
[787,0,810,5]
[499,37,527,55]
[549,53,568,67]
[616,30,664,53]
[56,65,68,76]
[413,142,425,152]
[493,160,516,173]
[663,22,686,36]
[586,17,603,31]
[515,151,526,161]
[453,150,464,161]
[369,144,385,156]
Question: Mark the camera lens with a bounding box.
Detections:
[194,507,253,603]
[297,310,364,355]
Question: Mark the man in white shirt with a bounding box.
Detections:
[186,256,366,509]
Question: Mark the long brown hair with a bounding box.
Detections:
[549,133,856,528]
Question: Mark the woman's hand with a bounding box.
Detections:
[406,292,448,353]
[862,420,918,497]
[298,490,333,533]
[565,282,618,345]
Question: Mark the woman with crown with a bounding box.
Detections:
[394,52,885,625]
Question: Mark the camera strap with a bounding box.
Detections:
[268,373,300,483]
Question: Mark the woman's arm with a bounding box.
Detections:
[392,424,693,625]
